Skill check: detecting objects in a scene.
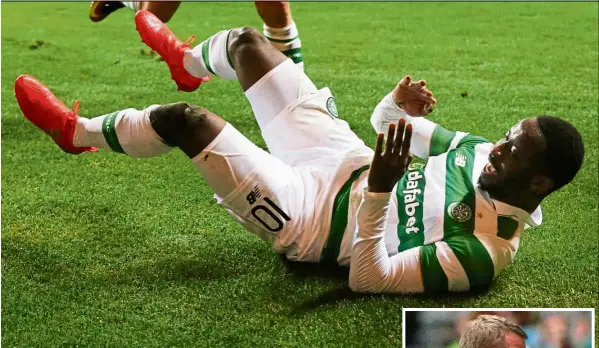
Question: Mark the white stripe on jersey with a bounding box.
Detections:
[448,131,468,151]
[472,142,492,184]
[423,153,448,245]
[436,241,470,291]
[473,232,517,278]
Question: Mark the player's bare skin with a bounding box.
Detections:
[368,119,413,193]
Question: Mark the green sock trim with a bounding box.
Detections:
[225,30,235,70]
[281,47,303,64]
[201,37,215,75]
[265,35,299,44]
[101,111,125,154]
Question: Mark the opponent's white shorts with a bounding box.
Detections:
[193,59,373,262]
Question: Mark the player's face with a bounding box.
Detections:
[478,118,547,197]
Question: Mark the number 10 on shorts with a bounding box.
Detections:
[246,185,291,233]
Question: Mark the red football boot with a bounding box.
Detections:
[135,10,210,92]
[14,75,98,154]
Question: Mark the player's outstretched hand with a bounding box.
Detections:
[368,119,413,193]
[392,75,436,117]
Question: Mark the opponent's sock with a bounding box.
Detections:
[263,22,304,71]
[121,1,141,12]
[183,30,237,80]
[73,105,172,158]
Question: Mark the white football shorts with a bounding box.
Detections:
[193,59,373,262]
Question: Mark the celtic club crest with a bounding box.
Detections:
[326,97,339,118]
[447,202,473,223]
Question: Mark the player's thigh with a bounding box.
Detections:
[194,123,303,237]
[245,59,370,166]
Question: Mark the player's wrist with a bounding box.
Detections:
[391,90,407,110]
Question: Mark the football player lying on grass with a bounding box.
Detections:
[89,1,306,71]
[15,11,584,294]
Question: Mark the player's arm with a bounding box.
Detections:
[348,119,426,293]
[370,76,473,159]
[349,215,510,293]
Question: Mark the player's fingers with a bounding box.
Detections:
[401,124,413,157]
[399,75,411,88]
[386,122,396,155]
[394,119,406,154]
[419,92,436,104]
[374,132,384,157]
[410,79,426,90]
[426,103,435,114]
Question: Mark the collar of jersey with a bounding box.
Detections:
[477,189,543,228]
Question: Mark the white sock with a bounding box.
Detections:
[183,30,237,80]
[263,22,304,71]
[121,1,140,12]
[73,105,172,158]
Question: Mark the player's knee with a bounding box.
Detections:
[229,27,267,58]
[149,102,208,146]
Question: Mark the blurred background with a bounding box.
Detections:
[404,310,593,348]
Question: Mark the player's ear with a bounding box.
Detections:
[530,175,553,196]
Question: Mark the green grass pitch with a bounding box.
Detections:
[2,2,598,347]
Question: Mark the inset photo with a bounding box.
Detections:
[403,309,594,348]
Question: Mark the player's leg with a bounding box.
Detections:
[138,1,181,22]
[16,73,300,207]
[135,11,302,92]
[14,75,300,235]
[254,1,304,70]
[90,1,180,23]
[136,14,368,165]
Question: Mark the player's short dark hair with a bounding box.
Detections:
[536,115,584,193]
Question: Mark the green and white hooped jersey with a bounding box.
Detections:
[331,95,542,292]
[388,131,525,292]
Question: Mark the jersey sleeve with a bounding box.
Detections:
[370,93,489,159]
[350,190,510,294]
[349,190,425,293]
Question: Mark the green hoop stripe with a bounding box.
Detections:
[101,111,125,154]
[225,30,234,69]
[321,165,370,263]
[201,36,215,75]
[281,48,304,64]
[420,244,449,292]
[265,35,298,44]
[445,235,495,289]
[429,125,456,156]
[457,134,490,149]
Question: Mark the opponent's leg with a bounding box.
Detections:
[254,1,304,70]
[89,1,180,23]
[138,1,180,22]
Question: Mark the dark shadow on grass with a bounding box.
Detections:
[290,285,492,316]
[279,255,349,281]
[109,258,239,286]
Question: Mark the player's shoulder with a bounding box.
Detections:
[456,133,492,149]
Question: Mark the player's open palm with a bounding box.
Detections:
[392,75,436,117]
[368,119,413,193]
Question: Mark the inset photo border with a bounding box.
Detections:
[403,308,595,348]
